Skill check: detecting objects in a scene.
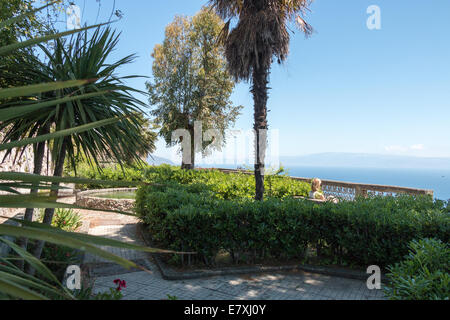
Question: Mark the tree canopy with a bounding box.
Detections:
[147,7,242,169]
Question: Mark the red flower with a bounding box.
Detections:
[113,279,126,291]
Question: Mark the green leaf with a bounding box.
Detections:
[0,22,112,56]
[0,277,49,300]
[0,195,135,216]
[0,172,146,188]
[6,217,175,254]
[0,117,122,151]
[0,258,63,292]
[0,270,71,300]
[0,79,92,100]
[0,224,140,270]
[0,91,108,121]
[0,182,67,191]
[0,238,60,285]
[0,186,21,194]
[0,1,57,30]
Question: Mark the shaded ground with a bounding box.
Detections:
[92,266,385,300]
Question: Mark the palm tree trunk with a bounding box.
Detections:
[17,124,50,270]
[16,139,47,270]
[26,139,67,275]
[251,65,269,201]
[24,142,47,220]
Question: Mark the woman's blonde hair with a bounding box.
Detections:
[311,178,322,192]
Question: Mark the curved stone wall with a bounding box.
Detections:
[75,188,137,212]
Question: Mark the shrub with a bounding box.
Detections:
[37,209,83,280]
[70,164,311,198]
[384,238,449,300]
[38,208,82,232]
[40,243,81,281]
[67,162,146,190]
[142,165,311,199]
[136,183,450,268]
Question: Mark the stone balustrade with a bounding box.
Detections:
[207,168,434,200]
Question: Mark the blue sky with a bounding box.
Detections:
[51,0,450,160]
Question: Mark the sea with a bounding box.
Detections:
[198,164,450,201]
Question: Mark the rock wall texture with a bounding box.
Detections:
[0,129,52,218]
[0,130,53,175]
[75,188,137,213]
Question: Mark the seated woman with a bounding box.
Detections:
[309,178,326,201]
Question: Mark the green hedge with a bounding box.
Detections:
[142,165,311,200]
[69,164,311,198]
[384,238,449,300]
[136,184,449,268]
[67,163,147,189]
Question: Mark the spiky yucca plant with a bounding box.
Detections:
[0,3,165,300]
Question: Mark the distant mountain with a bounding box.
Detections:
[147,155,175,166]
[280,153,450,170]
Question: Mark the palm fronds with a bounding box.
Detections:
[210,0,313,80]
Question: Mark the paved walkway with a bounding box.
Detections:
[74,203,385,300]
[92,266,385,300]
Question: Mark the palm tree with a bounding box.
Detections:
[209,0,313,200]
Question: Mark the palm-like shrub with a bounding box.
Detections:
[38,27,154,170]
[2,26,157,264]
[0,5,163,300]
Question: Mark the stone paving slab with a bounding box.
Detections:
[83,224,148,264]
[92,264,386,300]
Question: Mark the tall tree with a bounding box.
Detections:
[209,0,313,200]
[147,7,242,169]
[0,0,62,46]
[0,0,61,88]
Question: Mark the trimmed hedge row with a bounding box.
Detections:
[136,184,450,268]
